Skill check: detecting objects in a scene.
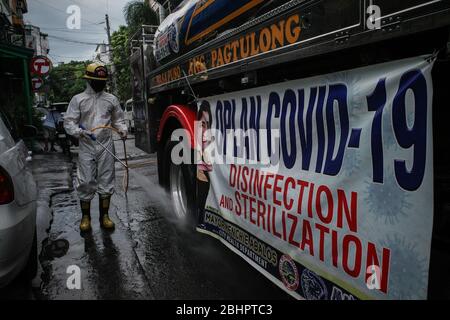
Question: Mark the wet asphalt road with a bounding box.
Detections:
[0,137,290,300]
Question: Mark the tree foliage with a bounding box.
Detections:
[111,26,132,103]
[49,61,89,103]
[123,0,159,36]
[110,1,159,102]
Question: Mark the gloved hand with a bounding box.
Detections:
[119,130,128,140]
[79,129,94,140]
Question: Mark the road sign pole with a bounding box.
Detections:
[23,58,33,125]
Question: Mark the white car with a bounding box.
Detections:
[0,117,38,287]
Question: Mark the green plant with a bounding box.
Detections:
[48,61,90,103]
[123,0,159,35]
[111,26,132,103]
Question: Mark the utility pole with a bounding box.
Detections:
[105,14,117,96]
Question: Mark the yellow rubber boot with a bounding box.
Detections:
[99,196,115,230]
[100,214,115,230]
[80,201,92,232]
[80,215,91,232]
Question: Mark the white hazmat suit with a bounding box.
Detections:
[64,83,127,201]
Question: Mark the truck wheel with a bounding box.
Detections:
[164,139,196,229]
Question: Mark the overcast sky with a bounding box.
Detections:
[25,0,132,64]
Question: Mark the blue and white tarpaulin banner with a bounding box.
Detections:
[196,56,435,299]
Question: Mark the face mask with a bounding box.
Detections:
[89,80,106,93]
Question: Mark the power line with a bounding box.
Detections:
[48,35,102,46]
[38,26,105,31]
[48,53,92,60]
[34,0,106,27]
[70,0,123,23]
[41,28,105,35]
[54,0,124,24]
[48,42,92,48]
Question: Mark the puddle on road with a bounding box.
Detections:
[41,239,70,259]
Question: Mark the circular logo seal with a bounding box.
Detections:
[300,269,328,300]
[168,23,179,54]
[278,255,299,291]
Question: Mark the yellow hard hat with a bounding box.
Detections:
[83,63,108,81]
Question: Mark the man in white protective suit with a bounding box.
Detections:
[64,63,128,232]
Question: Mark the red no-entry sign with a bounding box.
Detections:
[31,77,44,92]
[30,56,52,76]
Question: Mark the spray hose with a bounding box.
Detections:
[88,125,129,194]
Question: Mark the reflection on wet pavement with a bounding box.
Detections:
[1,139,289,300]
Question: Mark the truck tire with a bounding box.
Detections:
[163,139,197,230]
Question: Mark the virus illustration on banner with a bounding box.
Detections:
[381,99,399,152]
[381,235,428,299]
[325,72,365,116]
[342,149,362,178]
[381,125,399,151]
[325,71,365,179]
[364,176,412,225]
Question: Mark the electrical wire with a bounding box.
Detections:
[33,0,106,27]
[67,0,123,24]
[37,26,106,32]
[47,35,102,46]
[48,53,92,61]
[42,29,106,35]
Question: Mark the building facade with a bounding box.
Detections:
[0,0,28,46]
[25,25,49,56]
[1,0,27,26]
[0,0,37,136]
